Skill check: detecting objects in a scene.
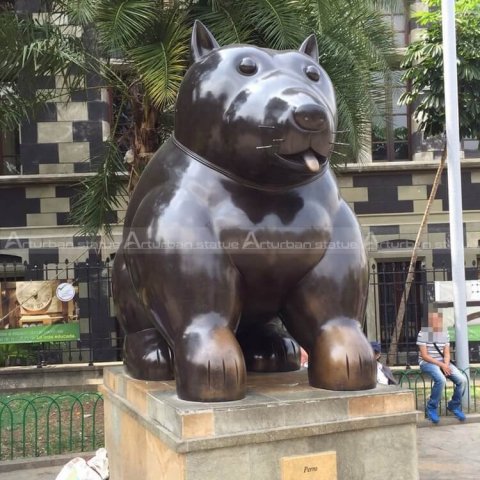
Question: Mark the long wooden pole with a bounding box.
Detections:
[387,147,446,364]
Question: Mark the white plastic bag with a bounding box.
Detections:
[55,449,109,480]
[87,448,109,479]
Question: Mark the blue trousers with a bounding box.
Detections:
[420,361,467,410]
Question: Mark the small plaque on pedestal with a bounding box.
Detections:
[281,451,337,480]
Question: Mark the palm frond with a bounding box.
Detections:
[0,85,61,130]
[193,6,253,45]
[95,0,162,54]
[56,0,97,26]
[365,0,404,14]
[70,140,128,238]
[322,5,395,69]
[241,0,307,49]
[128,11,190,109]
[0,8,98,130]
[0,12,89,88]
[335,90,369,161]
[0,88,34,131]
[317,36,372,159]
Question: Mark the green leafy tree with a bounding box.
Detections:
[1,0,400,236]
[400,0,480,139]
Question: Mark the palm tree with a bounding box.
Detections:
[1,0,400,236]
[0,1,89,131]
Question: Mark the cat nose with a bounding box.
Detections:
[293,104,328,131]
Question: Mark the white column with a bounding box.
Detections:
[441,0,470,399]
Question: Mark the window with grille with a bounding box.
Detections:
[372,3,411,162]
[372,73,411,162]
[0,129,20,175]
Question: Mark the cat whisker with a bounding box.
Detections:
[272,138,284,142]
[331,150,347,157]
[256,145,274,150]
[332,130,350,134]
[258,125,276,129]
[329,141,349,146]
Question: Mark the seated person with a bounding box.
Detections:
[370,341,397,385]
[417,311,467,424]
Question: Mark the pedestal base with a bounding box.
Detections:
[102,367,418,480]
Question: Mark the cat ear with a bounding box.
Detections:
[191,20,220,62]
[299,34,319,62]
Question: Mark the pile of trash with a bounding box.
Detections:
[55,448,109,480]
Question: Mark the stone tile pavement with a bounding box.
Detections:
[417,421,480,480]
[0,453,92,480]
[0,466,60,480]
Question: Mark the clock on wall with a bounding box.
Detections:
[56,283,76,302]
[15,281,73,327]
[16,282,53,312]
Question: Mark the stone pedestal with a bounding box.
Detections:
[102,366,419,480]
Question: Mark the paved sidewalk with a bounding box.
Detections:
[0,466,60,479]
[0,453,92,480]
[418,421,480,480]
[1,420,479,479]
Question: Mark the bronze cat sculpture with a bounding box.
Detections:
[112,20,376,402]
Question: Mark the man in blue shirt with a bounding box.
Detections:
[417,311,467,423]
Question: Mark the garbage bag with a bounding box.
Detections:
[55,449,109,480]
[87,448,109,479]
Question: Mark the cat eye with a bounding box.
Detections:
[238,57,257,75]
[305,65,320,82]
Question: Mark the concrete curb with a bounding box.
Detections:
[0,362,122,393]
[416,411,480,428]
[0,451,94,473]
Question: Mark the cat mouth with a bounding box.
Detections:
[275,149,328,173]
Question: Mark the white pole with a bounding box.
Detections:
[441,0,470,402]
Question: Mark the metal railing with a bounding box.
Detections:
[394,366,480,415]
[0,392,104,461]
[0,260,122,367]
[367,261,480,366]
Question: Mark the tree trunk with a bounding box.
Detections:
[386,146,447,365]
[127,86,159,194]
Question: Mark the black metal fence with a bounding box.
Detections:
[0,260,122,368]
[367,260,480,366]
[1,259,479,368]
[395,366,480,415]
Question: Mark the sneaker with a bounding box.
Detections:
[447,406,466,421]
[426,407,440,424]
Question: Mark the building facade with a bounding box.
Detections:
[0,0,121,363]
